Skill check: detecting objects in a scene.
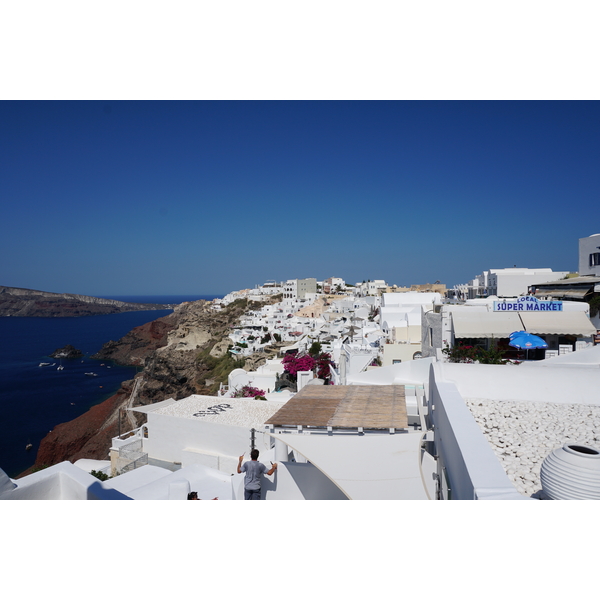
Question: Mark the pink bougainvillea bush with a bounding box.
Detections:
[282,351,333,381]
[232,384,266,398]
[282,352,316,379]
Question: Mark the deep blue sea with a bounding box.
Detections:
[0,295,218,478]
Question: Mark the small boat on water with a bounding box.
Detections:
[39,362,50,367]
[57,365,64,370]
[25,443,32,451]
[85,372,98,377]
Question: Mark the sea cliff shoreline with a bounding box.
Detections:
[19,296,278,477]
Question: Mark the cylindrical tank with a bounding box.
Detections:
[540,443,600,500]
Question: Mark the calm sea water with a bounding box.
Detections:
[0,295,218,478]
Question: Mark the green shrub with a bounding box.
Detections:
[31,464,50,473]
[443,342,509,365]
[90,469,110,481]
[308,341,322,356]
[197,347,246,394]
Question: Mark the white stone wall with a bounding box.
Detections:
[143,401,282,473]
[437,362,600,405]
[429,375,526,500]
[381,342,422,366]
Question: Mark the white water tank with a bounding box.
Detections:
[540,443,600,499]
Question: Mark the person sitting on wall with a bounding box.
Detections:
[237,449,277,500]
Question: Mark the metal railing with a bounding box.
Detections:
[115,438,148,475]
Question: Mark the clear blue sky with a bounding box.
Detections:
[1,100,598,297]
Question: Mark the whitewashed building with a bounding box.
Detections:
[379,292,441,366]
[283,278,317,300]
[455,268,569,300]
[579,233,600,277]
[421,296,597,358]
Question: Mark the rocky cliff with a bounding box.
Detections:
[21,297,282,476]
[0,286,170,317]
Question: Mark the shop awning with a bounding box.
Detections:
[452,311,524,338]
[533,288,590,299]
[520,311,597,336]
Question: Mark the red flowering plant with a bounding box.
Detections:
[442,343,479,363]
[282,351,333,382]
[282,352,316,381]
[232,384,266,399]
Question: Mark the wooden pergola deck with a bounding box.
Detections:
[267,385,408,430]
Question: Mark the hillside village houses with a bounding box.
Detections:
[3,239,600,500]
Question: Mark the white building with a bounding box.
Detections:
[379,292,441,366]
[579,233,600,277]
[283,278,317,300]
[254,280,284,296]
[455,268,569,300]
[421,296,597,358]
[124,395,287,475]
[356,280,387,296]
[323,277,345,293]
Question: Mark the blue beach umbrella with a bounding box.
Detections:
[508,332,548,349]
[508,331,548,359]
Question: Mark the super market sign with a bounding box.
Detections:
[493,296,563,312]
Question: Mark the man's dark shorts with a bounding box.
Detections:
[244,488,261,500]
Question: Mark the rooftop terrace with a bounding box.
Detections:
[145,395,286,428]
[267,385,408,430]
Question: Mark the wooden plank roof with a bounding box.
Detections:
[267,385,408,430]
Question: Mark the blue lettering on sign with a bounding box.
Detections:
[494,298,563,312]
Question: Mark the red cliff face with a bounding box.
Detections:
[91,314,177,366]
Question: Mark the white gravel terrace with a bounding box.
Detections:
[466,398,600,498]
[152,394,287,428]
